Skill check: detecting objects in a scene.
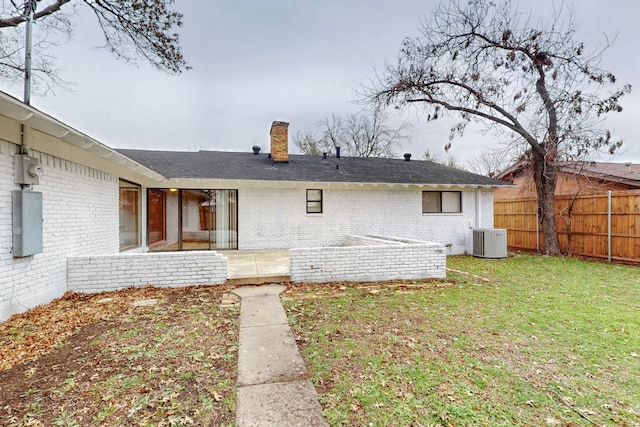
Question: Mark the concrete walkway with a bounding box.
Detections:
[231,285,327,427]
[225,250,290,285]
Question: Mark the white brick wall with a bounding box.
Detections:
[67,251,228,293]
[290,235,446,283]
[344,235,403,246]
[238,187,493,254]
[1,141,118,321]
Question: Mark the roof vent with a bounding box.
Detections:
[336,146,341,159]
[252,145,261,155]
[322,152,327,160]
[403,153,411,161]
[625,162,633,173]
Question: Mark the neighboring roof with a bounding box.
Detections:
[497,160,640,188]
[116,149,510,187]
[564,162,640,187]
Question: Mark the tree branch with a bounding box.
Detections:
[396,76,542,153]
[0,0,72,28]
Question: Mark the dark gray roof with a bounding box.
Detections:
[117,149,509,186]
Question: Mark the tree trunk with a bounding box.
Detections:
[532,152,562,255]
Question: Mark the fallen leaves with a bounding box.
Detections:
[0,288,159,371]
[0,285,236,372]
[0,285,239,426]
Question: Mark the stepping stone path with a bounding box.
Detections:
[131,298,159,307]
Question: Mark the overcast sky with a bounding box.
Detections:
[1,0,639,167]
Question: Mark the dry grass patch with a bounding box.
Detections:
[0,286,239,426]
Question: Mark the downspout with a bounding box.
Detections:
[474,188,481,228]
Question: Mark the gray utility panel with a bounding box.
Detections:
[13,190,43,257]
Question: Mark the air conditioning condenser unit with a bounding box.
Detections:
[472,228,507,259]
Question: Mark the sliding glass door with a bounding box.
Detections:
[148,189,237,251]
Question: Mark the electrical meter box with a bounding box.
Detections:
[12,190,43,257]
[14,154,44,185]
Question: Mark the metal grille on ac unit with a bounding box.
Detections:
[472,229,507,259]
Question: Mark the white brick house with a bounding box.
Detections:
[1,91,509,321]
[119,121,502,255]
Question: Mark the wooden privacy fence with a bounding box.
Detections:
[494,189,640,263]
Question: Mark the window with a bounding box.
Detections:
[147,188,238,251]
[306,189,323,213]
[422,191,462,213]
[119,180,141,251]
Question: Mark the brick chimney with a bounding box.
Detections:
[270,121,289,162]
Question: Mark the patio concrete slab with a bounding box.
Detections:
[236,381,328,427]
[232,284,327,426]
[225,250,290,279]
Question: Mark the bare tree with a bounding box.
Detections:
[292,114,342,156]
[465,147,520,177]
[295,107,411,158]
[292,131,333,156]
[423,149,465,170]
[319,113,344,151]
[342,106,410,157]
[0,0,189,92]
[366,0,630,255]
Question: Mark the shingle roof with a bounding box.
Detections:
[562,162,640,187]
[497,160,640,188]
[116,149,509,187]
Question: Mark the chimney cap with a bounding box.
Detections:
[270,120,289,131]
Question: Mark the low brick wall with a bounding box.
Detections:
[343,235,403,246]
[67,251,228,293]
[290,235,446,283]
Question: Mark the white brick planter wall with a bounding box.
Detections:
[290,235,446,283]
[68,251,228,293]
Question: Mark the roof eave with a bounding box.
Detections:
[0,91,166,183]
[155,177,508,189]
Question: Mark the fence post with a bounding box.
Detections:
[607,190,612,263]
[535,198,540,252]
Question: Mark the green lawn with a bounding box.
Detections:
[284,254,640,426]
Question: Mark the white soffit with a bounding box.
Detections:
[156,178,506,190]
